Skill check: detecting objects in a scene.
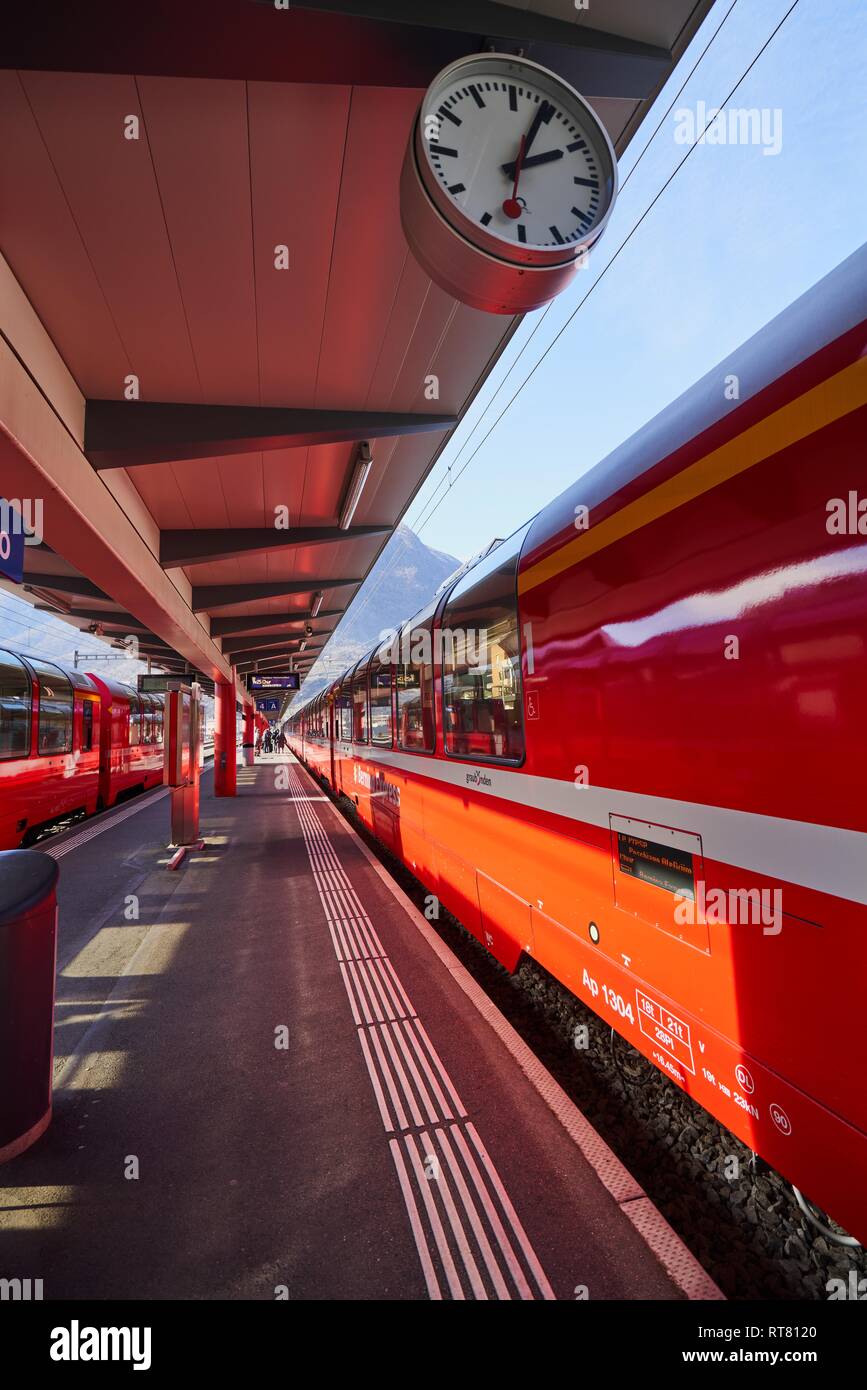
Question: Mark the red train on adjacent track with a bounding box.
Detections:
[288,249,867,1243]
[0,652,165,849]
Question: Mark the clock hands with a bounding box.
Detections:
[500,101,560,223]
[501,148,564,178]
[502,134,526,220]
[522,99,552,158]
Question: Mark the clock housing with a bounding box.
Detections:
[400,52,619,313]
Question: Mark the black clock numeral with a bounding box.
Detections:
[550,226,564,244]
[429,144,458,157]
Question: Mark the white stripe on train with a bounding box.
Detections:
[300,739,867,908]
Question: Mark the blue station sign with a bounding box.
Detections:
[0,501,25,584]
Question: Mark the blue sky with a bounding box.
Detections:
[402,0,867,560]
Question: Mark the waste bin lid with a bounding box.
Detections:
[0,850,59,925]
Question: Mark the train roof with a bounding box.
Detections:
[521,242,867,573]
[0,647,100,693]
[86,672,163,702]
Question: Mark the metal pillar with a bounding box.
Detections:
[214,681,237,797]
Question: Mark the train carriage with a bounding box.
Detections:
[88,675,165,809]
[0,650,102,849]
[287,246,867,1243]
[0,655,166,847]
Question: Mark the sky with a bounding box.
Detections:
[399,0,867,560]
[0,588,169,687]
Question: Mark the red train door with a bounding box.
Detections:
[329,698,336,786]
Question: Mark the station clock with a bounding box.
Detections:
[400,52,619,314]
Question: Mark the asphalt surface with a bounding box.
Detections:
[0,756,691,1300]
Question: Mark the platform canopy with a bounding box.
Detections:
[0,0,714,692]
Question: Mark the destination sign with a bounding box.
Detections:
[617,833,695,899]
[248,674,299,690]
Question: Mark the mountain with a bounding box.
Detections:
[292,525,461,704]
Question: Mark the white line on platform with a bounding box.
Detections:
[38,786,171,860]
[286,763,554,1302]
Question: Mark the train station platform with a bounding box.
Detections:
[0,755,721,1301]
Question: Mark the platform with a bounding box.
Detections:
[0,755,720,1300]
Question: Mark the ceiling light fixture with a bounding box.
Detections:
[338,442,372,530]
[310,591,323,617]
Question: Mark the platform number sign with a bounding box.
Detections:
[0,500,25,584]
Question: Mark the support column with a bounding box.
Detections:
[214,681,237,797]
[242,703,255,767]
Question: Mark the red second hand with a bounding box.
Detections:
[502,134,526,219]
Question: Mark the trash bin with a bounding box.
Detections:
[242,742,255,767]
[0,849,59,1161]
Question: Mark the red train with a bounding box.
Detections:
[0,652,165,849]
[288,247,867,1244]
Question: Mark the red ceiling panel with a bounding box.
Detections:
[262,446,310,528]
[19,70,200,402]
[313,85,421,411]
[137,76,259,405]
[247,81,350,407]
[0,71,131,393]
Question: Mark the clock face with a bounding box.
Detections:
[417,54,617,265]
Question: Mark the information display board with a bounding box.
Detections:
[139,673,215,696]
[248,674,300,691]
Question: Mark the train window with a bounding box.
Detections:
[31,658,74,756]
[142,693,155,744]
[396,609,435,754]
[82,698,94,752]
[352,660,369,744]
[368,653,393,747]
[0,650,31,759]
[128,692,142,745]
[440,528,527,764]
[336,678,353,743]
[152,696,164,745]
